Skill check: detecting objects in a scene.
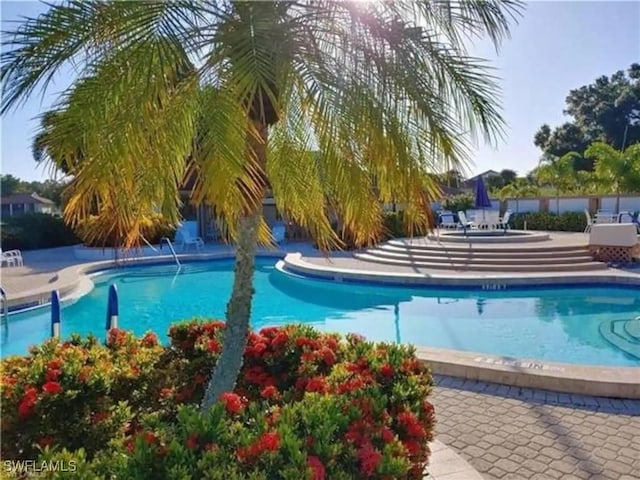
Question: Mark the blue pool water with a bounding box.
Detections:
[1,259,640,366]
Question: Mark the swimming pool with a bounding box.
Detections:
[2,259,639,366]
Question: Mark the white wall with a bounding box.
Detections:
[557,198,589,214]
[601,197,640,212]
[506,199,539,213]
[505,196,640,214]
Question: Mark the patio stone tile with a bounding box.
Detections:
[431,377,640,480]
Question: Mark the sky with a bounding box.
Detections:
[0,1,639,182]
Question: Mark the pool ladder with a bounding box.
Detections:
[160,237,182,270]
[0,287,8,324]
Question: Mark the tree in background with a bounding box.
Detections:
[585,142,640,212]
[484,174,502,191]
[574,170,601,195]
[0,174,68,206]
[499,168,518,185]
[497,178,539,213]
[534,64,640,170]
[534,152,580,214]
[2,0,522,409]
[485,168,518,191]
[0,174,22,196]
[440,169,465,189]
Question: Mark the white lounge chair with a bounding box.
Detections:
[477,211,499,230]
[272,223,286,244]
[457,211,475,230]
[175,229,204,251]
[1,249,23,267]
[584,209,593,233]
[498,210,511,232]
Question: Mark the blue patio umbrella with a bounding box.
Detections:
[474,176,492,224]
[474,176,492,209]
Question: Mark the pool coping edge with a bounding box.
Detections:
[415,346,640,400]
[6,252,640,400]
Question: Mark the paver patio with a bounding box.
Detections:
[431,375,640,480]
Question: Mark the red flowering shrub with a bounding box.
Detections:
[1,320,435,479]
[1,331,164,459]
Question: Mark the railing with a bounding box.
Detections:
[0,287,8,324]
[160,237,182,270]
[140,235,181,270]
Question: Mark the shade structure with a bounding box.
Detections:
[474,176,492,209]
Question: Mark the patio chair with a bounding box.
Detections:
[457,211,475,230]
[633,211,640,233]
[271,222,286,245]
[439,212,458,229]
[175,229,204,251]
[584,209,593,233]
[498,210,512,232]
[594,211,616,224]
[478,211,499,230]
[1,248,23,267]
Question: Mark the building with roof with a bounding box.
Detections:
[1,193,58,217]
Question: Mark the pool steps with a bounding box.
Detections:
[599,317,640,359]
[354,240,607,272]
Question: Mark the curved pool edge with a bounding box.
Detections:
[6,251,640,399]
[280,253,640,289]
[4,251,286,315]
[416,346,640,399]
[278,254,640,399]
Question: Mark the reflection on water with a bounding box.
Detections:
[2,260,640,366]
[269,271,640,364]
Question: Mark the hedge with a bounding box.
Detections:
[1,321,435,479]
[0,213,79,250]
[510,212,586,232]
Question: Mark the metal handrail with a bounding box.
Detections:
[160,237,181,269]
[0,287,8,323]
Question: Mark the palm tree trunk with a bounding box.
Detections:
[201,121,267,412]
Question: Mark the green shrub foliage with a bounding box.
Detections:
[1,321,436,480]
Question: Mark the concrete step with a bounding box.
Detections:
[377,244,592,259]
[361,249,596,266]
[386,239,589,254]
[353,253,608,272]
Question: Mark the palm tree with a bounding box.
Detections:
[2,0,523,410]
[574,170,601,195]
[534,152,579,214]
[32,111,82,174]
[585,142,640,212]
[497,178,538,213]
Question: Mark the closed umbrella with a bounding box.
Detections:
[474,176,492,224]
[474,176,492,209]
